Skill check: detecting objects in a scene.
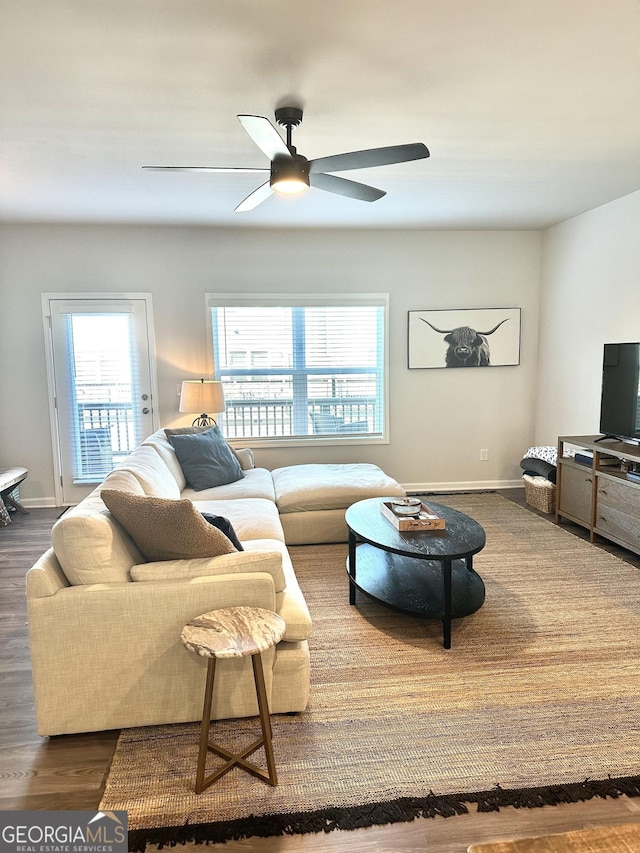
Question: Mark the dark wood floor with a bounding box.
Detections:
[2,491,640,852]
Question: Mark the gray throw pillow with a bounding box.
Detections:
[164,425,242,463]
[166,426,244,490]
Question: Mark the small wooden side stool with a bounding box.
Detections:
[180,605,286,794]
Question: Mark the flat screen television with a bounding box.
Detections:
[599,343,640,443]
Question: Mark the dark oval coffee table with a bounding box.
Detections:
[345,497,486,648]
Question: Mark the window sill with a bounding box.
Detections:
[229,434,389,450]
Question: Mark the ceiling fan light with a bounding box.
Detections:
[270,157,310,194]
[271,175,309,194]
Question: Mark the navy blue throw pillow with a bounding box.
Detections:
[201,513,244,551]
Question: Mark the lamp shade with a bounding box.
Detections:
[179,380,225,425]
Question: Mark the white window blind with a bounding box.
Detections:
[207,294,389,442]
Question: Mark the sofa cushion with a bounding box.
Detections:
[193,498,285,543]
[101,490,237,561]
[118,444,182,499]
[166,427,244,490]
[142,431,189,491]
[272,463,406,513]
[182,467,276,503]
[273,545,313,642]
[101,468,148,495]
[129,548,285,589]
[51,489,144,585]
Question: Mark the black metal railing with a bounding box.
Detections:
[220,397,378,438]
[76,402,136,475]
[73,396,378,477]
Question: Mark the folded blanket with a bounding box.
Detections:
[520,457,557,483]
[522,445,557,466]
[520,445,557,484]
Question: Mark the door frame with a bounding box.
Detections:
[42,292,159,507]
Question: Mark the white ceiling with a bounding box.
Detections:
[2,0,639,230]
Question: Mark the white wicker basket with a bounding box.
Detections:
[523,478,556,514]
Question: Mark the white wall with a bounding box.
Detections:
[536,190,640,444]
[0,224,541,505]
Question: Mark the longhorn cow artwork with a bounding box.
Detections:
[421,318,510,367]
[407,308,521,369]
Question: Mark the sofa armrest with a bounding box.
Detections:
[27,571,279,735]
[26,548,71,598]
[129,549,285,590]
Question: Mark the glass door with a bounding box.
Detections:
[44,295,158,505]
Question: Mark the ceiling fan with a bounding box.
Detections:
[142,106,430,212]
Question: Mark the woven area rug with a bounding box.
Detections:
[100,493,640,849]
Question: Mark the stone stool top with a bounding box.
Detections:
[181,606,286,660]
[0,467,28,492]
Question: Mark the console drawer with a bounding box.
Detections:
[595,475,640,552]
[597,475,640,521]
[595,504,640,551]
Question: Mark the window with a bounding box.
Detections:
[207,294,389,443]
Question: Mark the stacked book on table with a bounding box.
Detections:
[573,449,621,469]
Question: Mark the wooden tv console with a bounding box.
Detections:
[556,434,640,556]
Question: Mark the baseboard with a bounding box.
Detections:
[404,479,525,494]
[17,497,60,509]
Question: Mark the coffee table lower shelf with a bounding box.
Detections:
[347,543,486,621]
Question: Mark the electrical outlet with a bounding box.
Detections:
[480,449,489,461]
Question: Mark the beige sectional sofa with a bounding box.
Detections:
[26,428,404,737]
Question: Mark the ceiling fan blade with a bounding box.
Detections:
[237,115,292,161]
[142,165,268,174]
[309,142,429,174]
[309,172,386,202]
[234,180,274,213]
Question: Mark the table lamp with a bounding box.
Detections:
[179,379,225,427]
